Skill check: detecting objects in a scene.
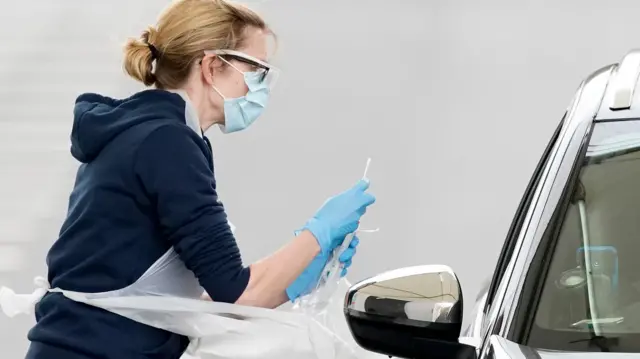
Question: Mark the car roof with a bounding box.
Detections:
[560,49,640,141]
[595,49,640,121]
[581,49,640,121]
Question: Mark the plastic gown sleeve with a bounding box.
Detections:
[134,124,250,303]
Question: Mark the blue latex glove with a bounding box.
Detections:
[286,236,360,301]
[301,179,375,256]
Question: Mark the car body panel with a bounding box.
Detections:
[487,335,640,359]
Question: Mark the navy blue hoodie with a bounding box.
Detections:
[26,89,250,359]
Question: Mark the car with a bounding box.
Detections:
[341,48,640,359]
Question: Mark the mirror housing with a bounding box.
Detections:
[343,265,477,359]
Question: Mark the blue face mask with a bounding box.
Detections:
[213,70,270,134]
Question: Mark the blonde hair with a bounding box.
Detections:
[123,0,271,89]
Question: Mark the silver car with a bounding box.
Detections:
[343,49,640,358]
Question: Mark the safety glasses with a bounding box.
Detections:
[204,49,280,90]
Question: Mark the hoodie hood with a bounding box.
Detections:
[71,89,191,163]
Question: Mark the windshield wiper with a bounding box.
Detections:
[569,335,618,352]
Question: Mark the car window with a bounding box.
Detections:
[526,119,640,352]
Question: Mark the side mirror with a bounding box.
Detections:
[344,265,477,359]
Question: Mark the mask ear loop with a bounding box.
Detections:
[212,55,259,101]
[210,56,245,100]
[217,55,245,75]
[211,84,226,101]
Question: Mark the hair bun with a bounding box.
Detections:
[122,27,158,86]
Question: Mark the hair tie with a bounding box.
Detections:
[148,43,160,60]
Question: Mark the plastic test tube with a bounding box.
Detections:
[320,158,376,288]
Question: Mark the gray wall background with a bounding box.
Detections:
[1,0,640,356]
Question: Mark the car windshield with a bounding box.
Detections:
[528,119,640,352]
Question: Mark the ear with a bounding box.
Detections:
[199,54,224,86]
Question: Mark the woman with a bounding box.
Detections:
[24,0,375,358]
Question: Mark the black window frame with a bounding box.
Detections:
[483,116,566,314]
[508,120,596,344]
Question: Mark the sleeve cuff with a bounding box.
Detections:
[202,266,251,303]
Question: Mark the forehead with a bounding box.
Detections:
[238,27,270,62]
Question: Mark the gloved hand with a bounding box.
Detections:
[286,236,360,301]
[300,179,375,256]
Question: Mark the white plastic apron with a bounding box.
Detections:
[0,225,379,359]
